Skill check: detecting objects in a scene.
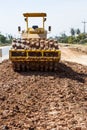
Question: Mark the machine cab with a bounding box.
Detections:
[21,13,48,39]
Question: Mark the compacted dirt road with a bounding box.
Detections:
[60,44,87,66]
[0,59,87,130]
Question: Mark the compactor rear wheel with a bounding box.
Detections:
[12,61,60,72]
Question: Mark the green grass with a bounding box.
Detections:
[0,43,11,47]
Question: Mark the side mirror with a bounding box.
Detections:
[44,18,47,22]
[18,26,21,32]
[25,18,27,22]
[48,26,51,32]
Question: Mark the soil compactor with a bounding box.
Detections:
[9,13,61,71]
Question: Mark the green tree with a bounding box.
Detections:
[68,36,75,44]
[76,29,80,35]
[7,34,13,43]
[77,33,86,40]
[70,28,75,36]
[0,33,13,45]
[0,34,6,43]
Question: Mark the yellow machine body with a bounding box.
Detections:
[9,12,61,71]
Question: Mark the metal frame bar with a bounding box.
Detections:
[9,50,61,62]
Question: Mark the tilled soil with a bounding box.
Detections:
[0,60,87,130]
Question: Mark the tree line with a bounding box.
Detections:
[55,28,87,44]
[0,32,13,45]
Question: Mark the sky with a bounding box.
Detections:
[0,0,87,37]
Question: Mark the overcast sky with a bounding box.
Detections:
[0,0,87,37]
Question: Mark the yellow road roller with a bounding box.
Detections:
[9,12,61,71]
